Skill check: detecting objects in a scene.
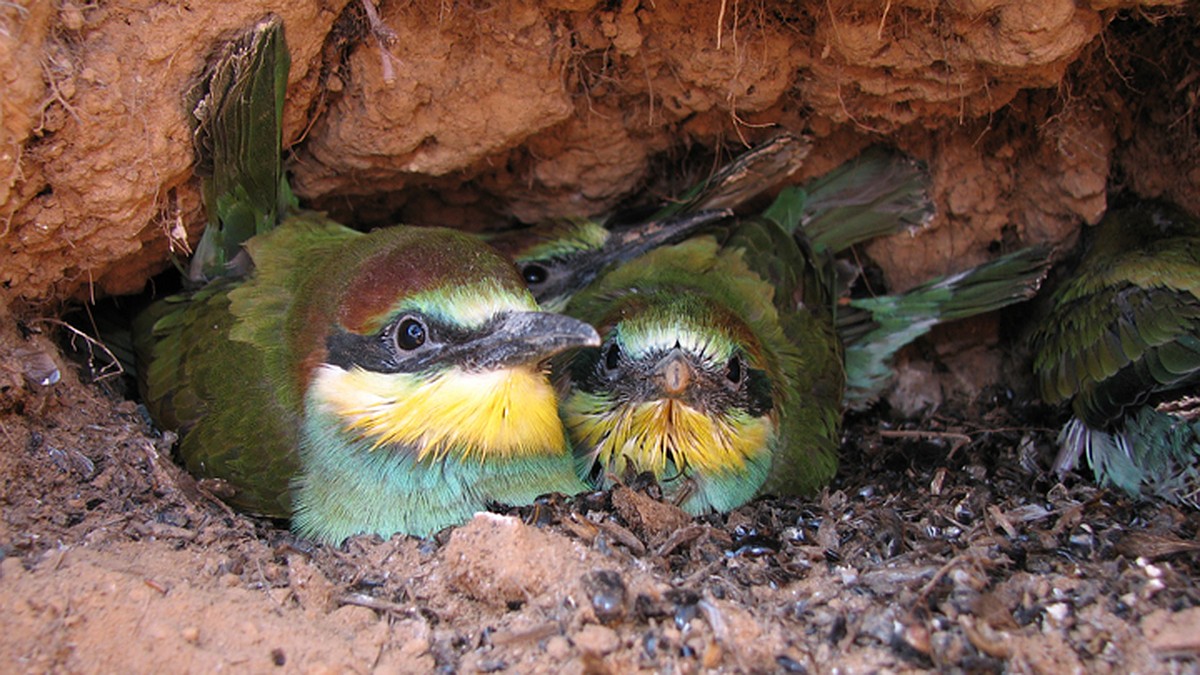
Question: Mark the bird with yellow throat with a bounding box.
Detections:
[135,16,597,543]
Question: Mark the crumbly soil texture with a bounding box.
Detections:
[2,1,1200,673]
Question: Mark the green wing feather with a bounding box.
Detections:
[840,245,1052,407]
[781,146,934,252]
[138,216,361,516]
[187,15,294,283]
[725,218,843,497]
[763,158,1049,410]
[1033,206,1200,427]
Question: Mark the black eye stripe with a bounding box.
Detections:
[326,313,495,374]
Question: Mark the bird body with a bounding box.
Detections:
[560,215,844,513]
[135,17,597,542]
[1032,201,1200,502]
[552,143,1050,512]
[140,215,597,542]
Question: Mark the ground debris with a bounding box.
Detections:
[1,337,1198,673]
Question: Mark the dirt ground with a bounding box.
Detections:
[3,317,1200,673]
[2,1,1200,673]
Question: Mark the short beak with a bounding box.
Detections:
[464,311,600,370]
[653,348,694,396]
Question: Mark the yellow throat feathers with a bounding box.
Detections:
[311,365,566,461]
[565,394,771,477]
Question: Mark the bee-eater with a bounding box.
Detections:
[487,210,732,313]
[135,17,597,543]
[1032,200,1200,503]
[492,133,938,314]
[487,132,815,312]
[559,211,845,513]
[557,166,1050,513]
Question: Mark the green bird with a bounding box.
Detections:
[135,17,597,543]
[559,212,845,513]
[556,163,1050,513]
[487,210,731,314]
[1032,200,1200,504]
[493,134,939,314]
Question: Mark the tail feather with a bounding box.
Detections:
[1061,408,1200,507]
[787,147,934,252]
[907,245,1053,322]
[186,15,292,284]
[1113,406,1200,506]
[1059,417,1142,493]
[841,246,1053,407]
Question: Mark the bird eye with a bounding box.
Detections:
[522,264,548,285]
[394,317,427,351]
[604,343,621,371]
[726,356,742,384]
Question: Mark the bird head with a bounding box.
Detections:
[295,226,600,463]
[1084,200,1200,263]
[488,210,730,311]
[561,290,777,513]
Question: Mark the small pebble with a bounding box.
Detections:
[573,624,620,655]
[1044,603,1070,625]
[400,638,430,657]
[1,557,25,580]
[330,604,377,630]
[544,635,571,660]
[240,622,261,641]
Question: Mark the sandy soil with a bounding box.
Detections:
[2,1,1200,673]
[2,310,1200,673]
[6,0,1198,306]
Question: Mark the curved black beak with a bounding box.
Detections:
[462,311,600,370]
[596,209,732,272]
